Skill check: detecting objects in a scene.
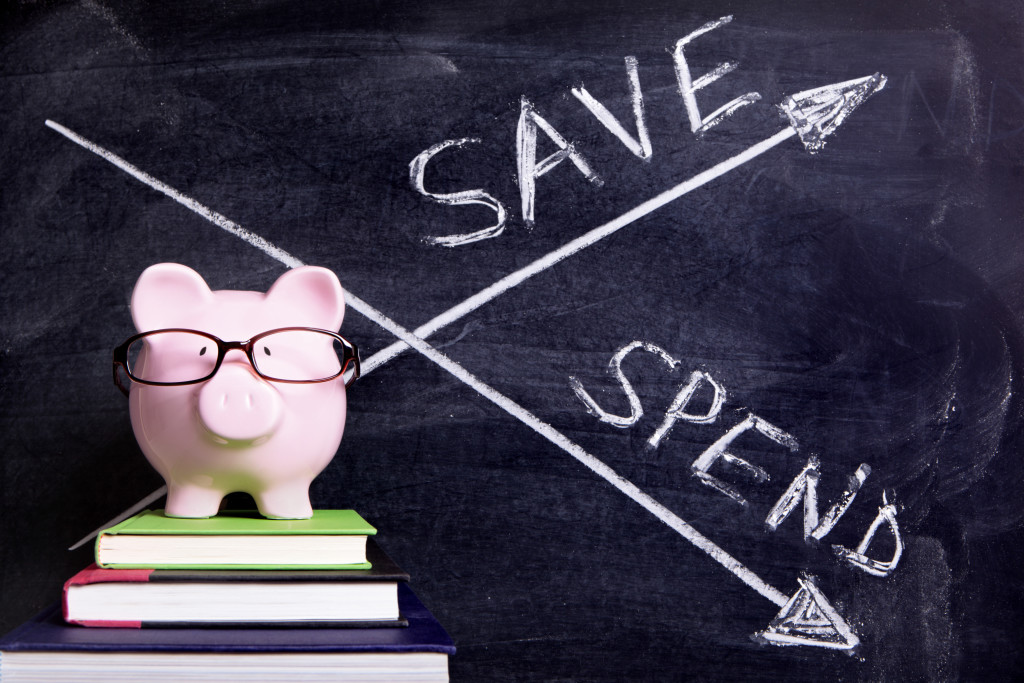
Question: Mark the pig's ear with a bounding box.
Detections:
[266,266,345,330]
[131,263,213,332]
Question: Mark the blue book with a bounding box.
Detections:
[0,583,454,682]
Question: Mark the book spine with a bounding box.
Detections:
[63,566,153,626]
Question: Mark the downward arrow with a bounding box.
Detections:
[755,573,861,651]
[363,73,890,373]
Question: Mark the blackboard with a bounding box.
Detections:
[2,0,1023,679]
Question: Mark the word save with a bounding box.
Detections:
[409,16,760,246]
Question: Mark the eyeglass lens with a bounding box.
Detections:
[252,329,346,381]
[127,331,218,383]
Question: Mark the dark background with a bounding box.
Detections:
[2,1,1023,680]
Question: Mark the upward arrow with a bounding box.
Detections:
[361,73,890,374]
[780,73,888,151]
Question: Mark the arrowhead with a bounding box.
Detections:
[779,73,887,152]
[754,573,860,650]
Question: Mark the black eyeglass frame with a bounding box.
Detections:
[113,326,361,397]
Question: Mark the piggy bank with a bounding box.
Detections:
[117,263,358,519]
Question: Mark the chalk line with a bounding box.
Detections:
[50,119,788,607]
[44,120,304,269]
[68,485,167,551]
[361,126,797,374]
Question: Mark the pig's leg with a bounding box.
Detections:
[165,483,225,518]
[253,480,314,519]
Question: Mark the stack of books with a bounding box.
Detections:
[0,510,454,682]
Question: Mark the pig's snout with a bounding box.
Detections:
[197,363,283,443]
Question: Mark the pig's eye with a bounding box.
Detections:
[263,346,272,356]
[199,346,207,356]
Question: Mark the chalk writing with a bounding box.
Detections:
[569,342,726,441]
[568,340,680,428]
[648,370,726,448]
[672,16,762,133]
[692,413,798,505]
[408,138,508,246]
[833,499,904,577]
[571,339,896,575]
[764,456,872,542]
[517,98,603,227]
[572,56,653,160]
[410,17,885,243]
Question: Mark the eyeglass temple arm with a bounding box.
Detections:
[343,345,361,388]
[113,362,131,397]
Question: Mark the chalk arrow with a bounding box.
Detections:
[362,73,889,374]
[779,73,888,152]
[755,573,860,651]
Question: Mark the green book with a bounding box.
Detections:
[96,510,376,570]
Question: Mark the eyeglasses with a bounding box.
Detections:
[113,327,360,397]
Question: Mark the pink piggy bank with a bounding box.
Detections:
[113,263,360,519]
